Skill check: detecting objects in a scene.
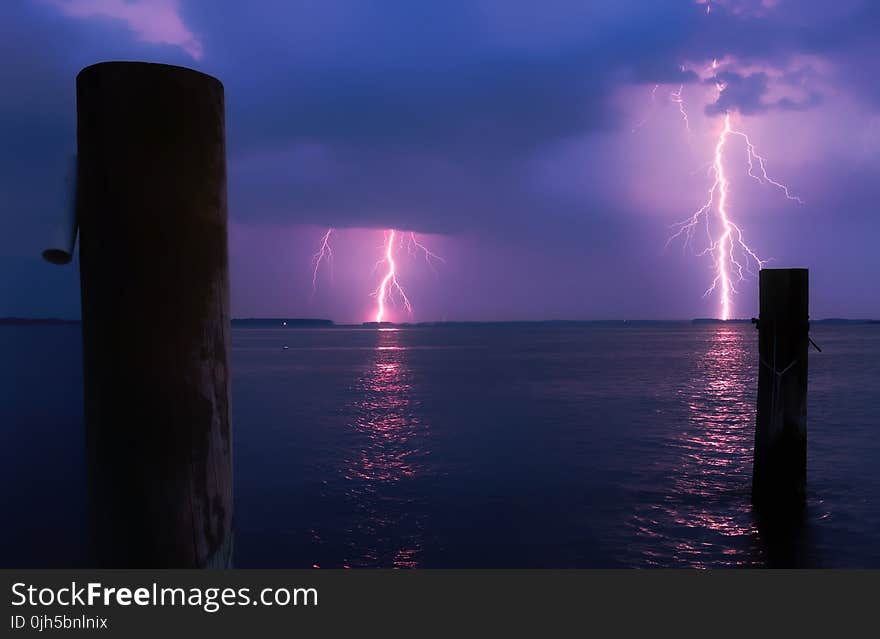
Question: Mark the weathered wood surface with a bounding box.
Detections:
[77,61,232,567]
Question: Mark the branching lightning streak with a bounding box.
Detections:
[311,228,335,298]
[633,82,691,137]
[670,84,691,135]
[730,129,805,203]
[667,112,802,320]
[373,229,412,323]
[405,232,446,273]
[631,84,660,133]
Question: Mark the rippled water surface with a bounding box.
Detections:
[3,323,879,567]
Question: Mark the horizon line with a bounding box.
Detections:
[3,316,878,325]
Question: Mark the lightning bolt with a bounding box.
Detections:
[311,228,334,297]
[667,111,802,320]
[373,229,412,323]
[665,3,803,322]
[309,227,444,323]
[370,230,445,323]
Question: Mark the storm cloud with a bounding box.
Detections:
[1,0,878,320]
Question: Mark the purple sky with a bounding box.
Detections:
[1,0,878,322]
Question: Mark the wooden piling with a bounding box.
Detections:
[76,62,232,567]
[753,268,809,511]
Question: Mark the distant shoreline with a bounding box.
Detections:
[232,318,334,328]
[0,317,80,326]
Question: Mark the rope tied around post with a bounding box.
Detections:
[760,328,798,437]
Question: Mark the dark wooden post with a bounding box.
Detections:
[752,268,809,511]
[76,62,232,567]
